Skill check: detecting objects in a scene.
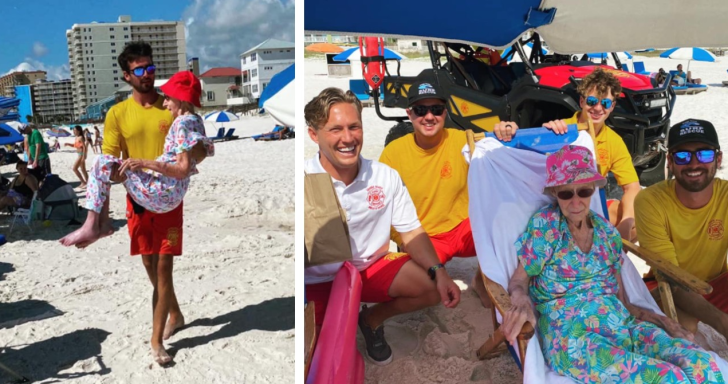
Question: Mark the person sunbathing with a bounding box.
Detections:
[501,145,724,383]
[60,71,214,248]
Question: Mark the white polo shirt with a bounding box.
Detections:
[305,153,421,284]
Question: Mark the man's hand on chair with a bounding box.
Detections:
[493,121,519,142]
[502,290,537,345]
[435,269,461,309]
[542,120,569,135]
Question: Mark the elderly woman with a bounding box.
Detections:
[502,145,724,383]
[0,160,38,211]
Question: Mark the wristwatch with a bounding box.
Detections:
[427,263,445,281]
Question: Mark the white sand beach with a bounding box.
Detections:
[304,56,728,383]
[0,115,294,383]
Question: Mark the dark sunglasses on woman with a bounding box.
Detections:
[585,96,613,109]
[556,187,595,200]
[410,104,446,117]
[671,149,719,165]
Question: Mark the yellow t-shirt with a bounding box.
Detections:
[379,128,469,244]
[102,96,173,160]
[563,112,639,186]
[635,179,728,281]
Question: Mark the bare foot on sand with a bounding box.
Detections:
[60,226,103,247]
[471,274,493,309]
[163,316,185,340]
[152,345,172,365]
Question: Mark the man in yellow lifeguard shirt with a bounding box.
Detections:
[636,118,728,342]
[103,41,183,366]
[495,67,641,241]
[380,74,509,306]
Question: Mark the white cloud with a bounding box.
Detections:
[182,0,295,70]
[33,42,48,57]
[4,58,70,81]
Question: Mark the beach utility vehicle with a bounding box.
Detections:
[364,36,675,186]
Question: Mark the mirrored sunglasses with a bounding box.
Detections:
[585,96,613,109]
[672,149,718,165]
[130,64,156,77]
[410,104,446,117]
[556,187,595,200]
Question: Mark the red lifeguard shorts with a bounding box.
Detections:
[429,218,477,263]
[126,194,184,256]
[305,252,411,326]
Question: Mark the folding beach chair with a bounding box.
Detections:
[9,191,38,235]
[632,61,650,75]
[210,127,224,140]
[463,123,728,382]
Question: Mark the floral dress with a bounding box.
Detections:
[515,204,724,384]
[84,114,214,214]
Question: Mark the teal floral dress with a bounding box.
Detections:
[515,204,724,384]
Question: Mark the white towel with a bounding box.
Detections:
[464,131,728,383]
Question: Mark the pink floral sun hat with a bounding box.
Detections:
[544,145,606,193]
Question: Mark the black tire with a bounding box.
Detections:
[637,151,667,186]
[384,122,414,147]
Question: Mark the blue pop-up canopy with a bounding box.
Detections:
[0,123,25,146]
[305,0,728,54]
[259,63,295,127]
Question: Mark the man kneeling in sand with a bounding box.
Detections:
[304,87,461,365]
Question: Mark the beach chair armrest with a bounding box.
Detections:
[622,240,712,295]
[483,273,535,339]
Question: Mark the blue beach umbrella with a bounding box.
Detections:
[587,51,632,60]
[0,123,25,146]
[660,47,716,73]
[501,42,548,62]
[333,47,405,62]
[259,63,295,127]
[204,110,239,123]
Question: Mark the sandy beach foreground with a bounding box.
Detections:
[305,56,728,383]
[0,115,294,383]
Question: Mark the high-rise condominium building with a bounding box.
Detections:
[33,79,75,122]
[66,15,186,117]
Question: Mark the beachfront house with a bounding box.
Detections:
[239,38,295,100]
[198,67,248,108]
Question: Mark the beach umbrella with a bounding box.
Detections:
[4,121,26,133]
[0,123,25,146]
[305,43,344,53]
[333,47,405,62]
[660,47,716,73]
[501,42,548,62]
[259,63,295,127]
[204,111,239,123]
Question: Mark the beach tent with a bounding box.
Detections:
[305,0,728,54]
[0,123,24,146]
[37,175,81,223]
[46,127,73,138]
[259,63,295,127]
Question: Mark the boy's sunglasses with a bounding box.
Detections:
[556,187,595,200]
[671,149,719,165]
[410,104,446,117]
[129,64,156,77]
[585,96,613,109]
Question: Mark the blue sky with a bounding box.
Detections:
[0,0,295,79]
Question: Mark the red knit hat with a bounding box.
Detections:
[161,71,202,108]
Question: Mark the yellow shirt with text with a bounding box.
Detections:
[102,97,173,160]
[635,179,728,281]
[379,128,469,245]
[564,112,639,186]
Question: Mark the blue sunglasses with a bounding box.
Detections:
[129,64,156,77]
[672,149,719,165]
[585,96,613,109]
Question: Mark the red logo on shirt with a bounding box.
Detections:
[367,186,385,210]
[159,120,170,134]
[708,219,724,240]
[441,161,452,179]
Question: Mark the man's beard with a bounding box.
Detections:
[131,79,154,94]
[674,164,717,192]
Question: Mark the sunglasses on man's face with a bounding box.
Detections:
[585,96,613,109]
[129,64,156,77]
[556,187,595,200]
[671,149,719,165]
[410,104,446,117]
